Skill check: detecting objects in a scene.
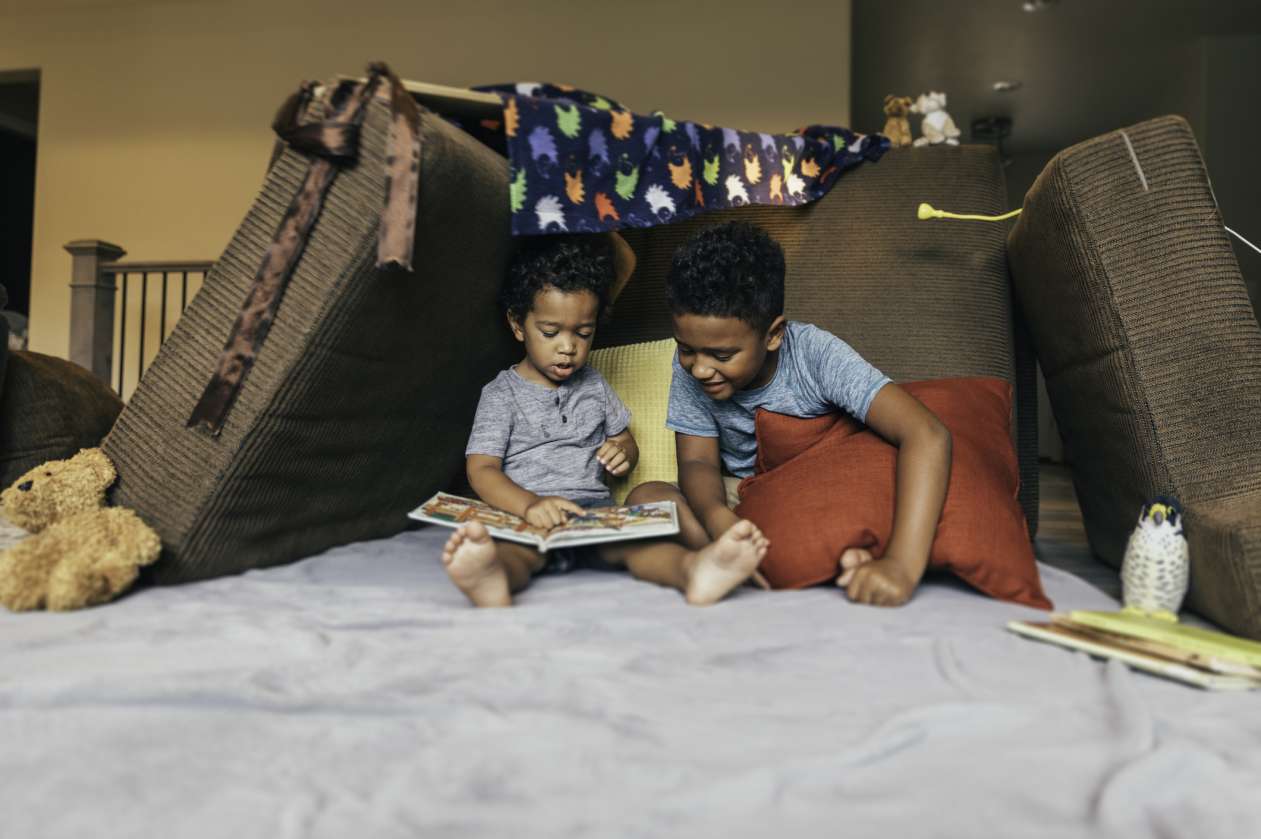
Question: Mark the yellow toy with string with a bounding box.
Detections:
[917,202,1022,222]
[917,201,1261,259]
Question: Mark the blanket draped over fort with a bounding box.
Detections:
[475,83,890,236]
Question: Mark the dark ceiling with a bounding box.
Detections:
[852,0,1261,154]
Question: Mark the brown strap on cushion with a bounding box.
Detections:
[376,62,422,271]
[188,62,420,436]
[273,83,362,162]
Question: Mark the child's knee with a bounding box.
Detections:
[624,481,681,506]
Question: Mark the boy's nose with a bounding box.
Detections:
[692,364,713,379]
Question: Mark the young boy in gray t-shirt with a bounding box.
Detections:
[441,236,768,608]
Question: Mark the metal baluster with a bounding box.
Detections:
[159,271,168,345]
[117,272,127,395]
[181,271,188,311]
[138,273,148,385]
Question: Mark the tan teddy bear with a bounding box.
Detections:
[882,95,914,148]
[0,448,160,611]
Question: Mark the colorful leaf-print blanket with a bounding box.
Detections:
[473,83,889,236]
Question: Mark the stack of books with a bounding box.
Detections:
[1008,610,1261,691]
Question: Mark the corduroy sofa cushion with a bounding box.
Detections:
[103,90,518,584]
[1007,115,1261,638]
[603,144,1039,536]
[0,351,123,489]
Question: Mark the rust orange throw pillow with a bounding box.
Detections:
[735,377,1051,609]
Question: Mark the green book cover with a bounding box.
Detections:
[1068,610,1261,668]
[1007,621,1260,691]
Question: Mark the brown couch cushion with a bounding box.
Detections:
[603,144,1039,536]
[0,351,123,489]
[1007,115,1261,638]
[1181,492,1261,631]
[103,87,518,584]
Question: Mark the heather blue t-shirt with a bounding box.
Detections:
[466,365,631,505]
[666,321,890,477]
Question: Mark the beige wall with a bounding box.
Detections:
[2,0,852,365]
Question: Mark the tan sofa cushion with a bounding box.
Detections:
[1007,115,1261,638]
[103,88,518,584]
[0,351,122,490]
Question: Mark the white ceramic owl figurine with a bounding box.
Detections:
[1121,497,1190,621]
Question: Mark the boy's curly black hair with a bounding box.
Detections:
[499,236,614,323]
[666,221,785,332]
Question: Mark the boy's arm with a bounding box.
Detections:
[597,428,638,477]
[677,432,741,540]
[466,454,582,529]
[839,383,952,606]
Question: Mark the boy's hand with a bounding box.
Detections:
[524,496,585,530]
[596,439,631,476]
[836,548,918,607]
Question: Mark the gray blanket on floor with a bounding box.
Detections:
[2,526,1259,838]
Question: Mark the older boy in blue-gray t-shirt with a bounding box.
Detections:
[666,321,889,477]
[634,222,954,608]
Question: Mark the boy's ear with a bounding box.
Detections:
[506,311,526,342]
[764,316,787,351]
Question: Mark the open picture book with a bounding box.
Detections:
[1008,610,1261,691]
[408,492,679,552]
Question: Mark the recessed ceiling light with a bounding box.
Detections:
[1022,0,1058,11]
[993,80,1023,93]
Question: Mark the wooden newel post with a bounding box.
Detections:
[66,239,126,384]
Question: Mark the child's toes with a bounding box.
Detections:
[836,547,875,586]
[441,533,464,564]
[839,547,874,571]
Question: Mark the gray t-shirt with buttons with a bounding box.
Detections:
[666,321,890,478]
[465,365,631,505]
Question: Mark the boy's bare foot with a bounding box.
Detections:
[442,522,512,608]
[835,547,876,587]
[684,519,768,606]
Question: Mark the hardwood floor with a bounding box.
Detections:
[1036,463,1120,599]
